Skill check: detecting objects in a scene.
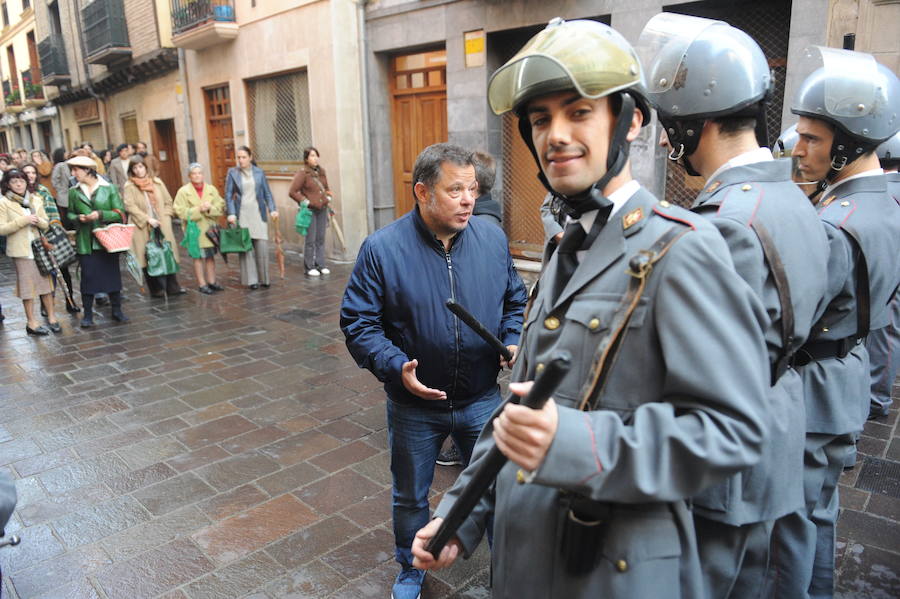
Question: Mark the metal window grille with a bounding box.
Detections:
[500,112,548,260]
[246,70,313,166]
[82,0,130,56]
[664,0,791,207]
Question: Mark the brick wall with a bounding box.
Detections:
[124,0,161,58]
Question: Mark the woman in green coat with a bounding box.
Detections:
[65,155,128,328]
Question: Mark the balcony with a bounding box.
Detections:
[82,0,132,65]
[3,79,24,113]
[38,37,70,87]
[171,0,238,51]
[22,68,46,107]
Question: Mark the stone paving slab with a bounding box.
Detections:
[0,251,897,598]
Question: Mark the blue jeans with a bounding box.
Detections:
[387,390,500,568]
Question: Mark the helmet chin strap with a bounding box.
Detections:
[519,93,638,218]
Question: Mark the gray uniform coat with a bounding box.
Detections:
[802,173,900,434]
[690,159,830,524]
[435,186,770,599]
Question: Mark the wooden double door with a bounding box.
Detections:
[150,119,183,196]
[390,50,448,218]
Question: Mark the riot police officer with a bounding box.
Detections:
[411,18,770,598]
[867,132,900,419]
[774,48,900,598]
[638,14,831,597]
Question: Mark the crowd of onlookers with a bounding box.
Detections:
[0,140,336,336]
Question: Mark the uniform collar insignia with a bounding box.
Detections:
[705,181,721,193]
[821,195,837,207]
[622,207,643,230]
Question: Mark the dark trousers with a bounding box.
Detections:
[144,269,182,295]
[303,208,328,270]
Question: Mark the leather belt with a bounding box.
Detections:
[793,336,860,367]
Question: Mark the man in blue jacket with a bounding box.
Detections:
[340,142,527,599]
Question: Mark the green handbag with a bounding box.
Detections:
[146,228,179,277]
[295,202,312,235]
[180,210,202,259]
[220,223,252,254]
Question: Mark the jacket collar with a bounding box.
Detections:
[412,205,466,253]
[694,159,790,207]
[550,187,655,311]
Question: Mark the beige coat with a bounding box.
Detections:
[0,194,49,258]
[173,182,225,250]
[123,178,180,268]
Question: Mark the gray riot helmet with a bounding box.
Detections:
[876,131,900,169]
[488,17,651,214]
[773,124,799,158]
[792,46,900,178]
[637,14,772,175]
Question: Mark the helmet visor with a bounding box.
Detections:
[636,13,724,94]
[806,46,878,118]
[488,20,642,115]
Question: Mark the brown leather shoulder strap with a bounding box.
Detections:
[749,220,795,384]
[578,224,690,411]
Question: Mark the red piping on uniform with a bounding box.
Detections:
[836,201,857,229]
[653,206,697,229]
[578,412,604,484]
[746,188,764,226]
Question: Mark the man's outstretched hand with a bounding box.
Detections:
[401,359,447,400]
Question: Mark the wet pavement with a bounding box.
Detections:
[0,248,897,598]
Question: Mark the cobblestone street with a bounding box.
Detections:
[0,250,896,598]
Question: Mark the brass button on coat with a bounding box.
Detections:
[544,316,560,330]
[741,184,752,191]
[535,362,545,374]
[588,318,601,330]
[616,559,628,572]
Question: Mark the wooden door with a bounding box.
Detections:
[150,118,182,196]
[204,84,234,194]
[390,50,447,218]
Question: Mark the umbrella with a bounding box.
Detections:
[272,214,285,279]
[123,250,144,290]
[328,208,346,253]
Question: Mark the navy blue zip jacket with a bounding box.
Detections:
[341,207,527,407]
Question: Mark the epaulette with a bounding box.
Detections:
[818,195,856,228]
[651,200,697,230]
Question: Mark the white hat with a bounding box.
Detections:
[66,155,97,169]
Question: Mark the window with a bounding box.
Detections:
[246,70,312,168]
[22,0,30,11]
[1,3,8,27]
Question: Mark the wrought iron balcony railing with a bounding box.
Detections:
[21,68,44,100]
[38,37,70,85]
[82,0,131,64]
[171,0,235,35]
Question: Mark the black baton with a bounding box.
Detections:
[425,351,572,559]
[446,298,514,363]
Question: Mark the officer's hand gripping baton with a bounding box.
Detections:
[425,351,572,559]
[446,298,514,363]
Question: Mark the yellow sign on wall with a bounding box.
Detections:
[464,29,485,68]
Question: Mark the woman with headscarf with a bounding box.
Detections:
[0,168,60,335]
[66,155,128,328]
[174,163,225,294]
[123,156,186,297]
[225,146,277,289]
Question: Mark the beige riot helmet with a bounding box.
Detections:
[487,17,651,206]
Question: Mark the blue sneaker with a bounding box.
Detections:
[392,567,425,599]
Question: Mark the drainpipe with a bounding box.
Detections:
[356,0,374,234]
[177,47,196,163]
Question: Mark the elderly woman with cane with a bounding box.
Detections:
[0,168,61,335]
